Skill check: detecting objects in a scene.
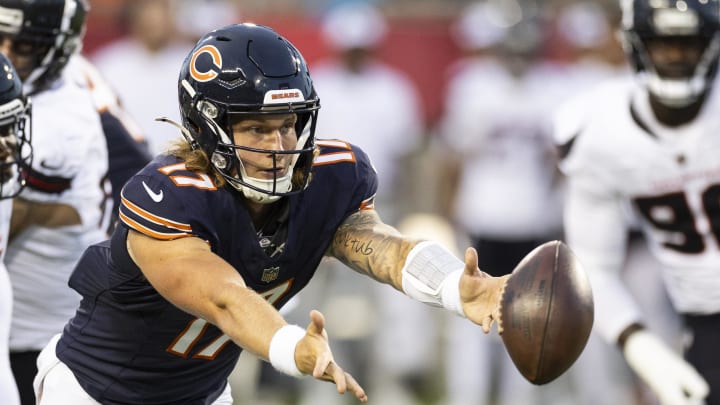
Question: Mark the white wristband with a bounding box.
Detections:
[268,324,305,378]
[401,241,466,317]
[440,269,465,317]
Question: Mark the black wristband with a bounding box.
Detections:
[616,322,645,349]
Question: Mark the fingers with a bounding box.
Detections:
[299,310,368,401]
[306,310,334,378]
[464,247,479,276]
[321,360,347,392]
[317,362,368,402]
[343,371,368,402]
[306,309,326,335]
[495,275,509,335]
[495,306,504,335]
[481,315,492,334]
[313,349,336,379]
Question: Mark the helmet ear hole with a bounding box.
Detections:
[211,152,228,170]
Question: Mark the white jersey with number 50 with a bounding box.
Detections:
[554,77,720,341]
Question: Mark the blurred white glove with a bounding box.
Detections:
[623,330,709,405]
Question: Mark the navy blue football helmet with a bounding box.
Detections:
[0,52,32,199]
[620,0,720,106]
[0,0,88,94]
[177,23,320,203]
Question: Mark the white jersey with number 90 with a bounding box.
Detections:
[554,77,720,341]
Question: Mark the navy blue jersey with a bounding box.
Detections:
[56,139,378,404]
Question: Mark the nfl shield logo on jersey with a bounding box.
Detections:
[261,266,280,283]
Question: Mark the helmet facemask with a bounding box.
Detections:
[0,96,32,199]
[0,0,88,94]
[180,79,318,204]
[208,107,317,204]
[177,24,321,204]
[621,0,720,107]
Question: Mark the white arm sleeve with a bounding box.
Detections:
[401,241,466,317]
[564,178,644,343]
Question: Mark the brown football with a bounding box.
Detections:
[499,240,594,385]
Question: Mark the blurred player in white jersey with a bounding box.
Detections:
[68,54,151,232]
[554,0,720,404]
[0,52,32,405]
[441,5,571,403]
[0,1,150,403]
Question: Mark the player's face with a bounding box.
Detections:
[230,113,298,180]
[0,36,48,80]
[644,36,707,79]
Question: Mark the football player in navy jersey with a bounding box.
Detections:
[554,0,720,404]
[32,23,509,404]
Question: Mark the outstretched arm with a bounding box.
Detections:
[328,209,507,332]
[327,208,415,289]
[127,230,367,402]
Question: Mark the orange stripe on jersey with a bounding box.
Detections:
[316,139,352,149]
[359,195,376,211]
[119,211,192,240]
[121,195,193,232]
[313,151,356,166]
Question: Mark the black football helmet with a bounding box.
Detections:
[0,52,32,199]
[0,0,88,94]
[176,23,320,204]
[621,0,720,107]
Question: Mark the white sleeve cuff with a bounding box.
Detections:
[268,324,305,378]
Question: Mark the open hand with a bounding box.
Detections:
[295,310,368,402]
[459,247,509,334]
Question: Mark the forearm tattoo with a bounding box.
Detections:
[330,210,418,289]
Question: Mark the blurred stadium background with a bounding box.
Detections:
[83,0,624,128]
